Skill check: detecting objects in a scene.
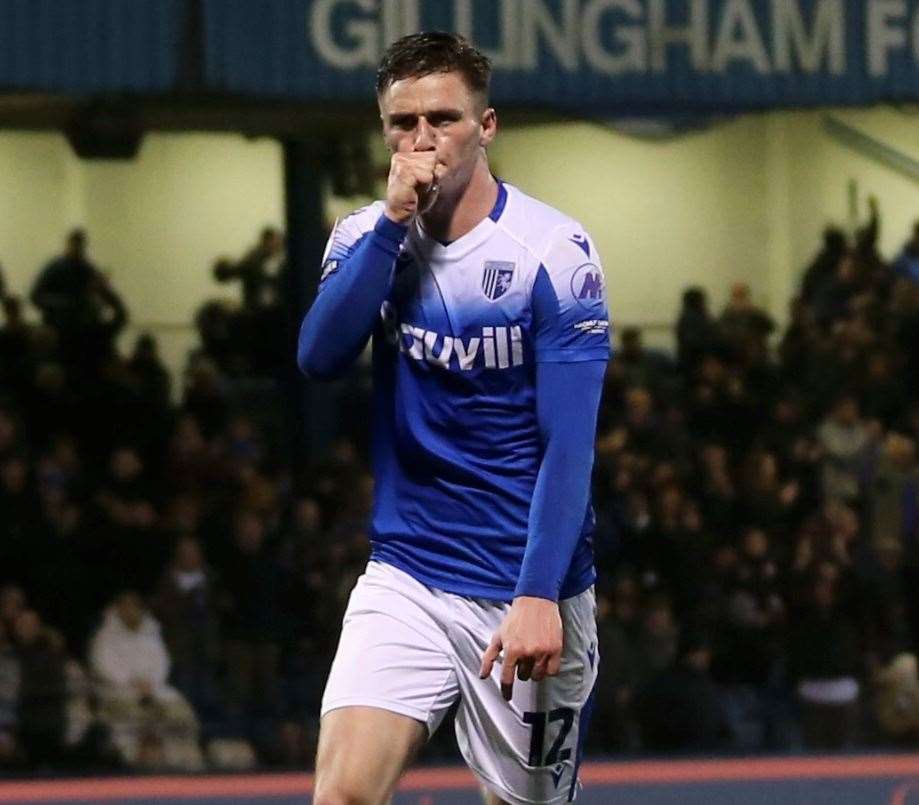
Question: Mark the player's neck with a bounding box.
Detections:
[420,161,497,244]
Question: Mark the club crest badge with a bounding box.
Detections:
[482,261,515,301]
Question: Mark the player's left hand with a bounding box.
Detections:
[479,596,563,701]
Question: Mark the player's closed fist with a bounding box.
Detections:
[384,140,439,223]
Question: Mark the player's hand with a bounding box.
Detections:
[479,596,563,701]
[384,138,440,224]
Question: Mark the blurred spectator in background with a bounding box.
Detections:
[788,575,861,750]
[893,221,919,284]
[214,228,285,315]
[219,509,282,748]
[30,229,128,375]
[676,286,721,376]
[818,395,874,505]
[615,327,675,399]
[719,282,774,358]
[213,228,287,375]
[89,591,202,771]
[0,296,36,402]
[635,629,728,751]
[14,609,67,767]
[0,620,19,766]
[152,538,220,722]
[90,446,164,598]
[802,226,848,304]
[127,333,172,409]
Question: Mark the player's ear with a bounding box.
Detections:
[479,107,497,148]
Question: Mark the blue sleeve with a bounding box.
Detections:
[297,214,407,380]
[514,359,607,601]
[531,263,611,362]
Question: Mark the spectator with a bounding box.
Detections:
[676,286,722,376]
[219,509,283,736]
[802,226,848,303]
[127,333,173,409]
[214,227,285,314]
[14,610,67,766]
[635,629,728,752]
[0,619,19,765]
[787,576,861,750]
[818,394,873,504]
[616,327,675,397]
[152,538,220,719]
[719,282,775,356]
[89,591,202,770]
[30,229,127,373]
[893,221,919,284]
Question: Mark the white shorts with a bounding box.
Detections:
[321,561,599,804]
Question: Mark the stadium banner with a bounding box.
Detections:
[202,0,919,113]
[0,0,183,93]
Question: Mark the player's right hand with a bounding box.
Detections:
[383,139,438,224]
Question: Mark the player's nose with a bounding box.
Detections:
[413,118,436,151]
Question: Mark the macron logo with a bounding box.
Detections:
[578,272,602,300]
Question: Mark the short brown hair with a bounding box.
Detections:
[376,32,491,103]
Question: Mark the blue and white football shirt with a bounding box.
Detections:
[319,182,611,600]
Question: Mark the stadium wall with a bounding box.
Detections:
[0,107,916,378]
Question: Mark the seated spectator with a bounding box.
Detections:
[14,609,67,766]
[89,591,203,770]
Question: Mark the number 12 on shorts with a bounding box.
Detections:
[523,707,574,767]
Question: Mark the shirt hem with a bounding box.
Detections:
[371,551,594,603]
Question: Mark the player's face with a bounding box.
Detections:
[379,71,496,197]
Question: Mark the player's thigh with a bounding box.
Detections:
[314,705,426,805]
[453,588,598,804]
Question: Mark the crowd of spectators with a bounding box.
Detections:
[0,209,917,772]
[591,203,919,754]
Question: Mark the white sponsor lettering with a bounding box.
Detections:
[385,307,525,372]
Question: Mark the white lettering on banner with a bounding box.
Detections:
[648,0,710,72]
[868,0,909,76]
[308,0,918,80]
[712,0,771,73]
[310,0,378,68]
[772,0,845,74]
[520,0,580,71]
[382,0,420,49]
[582,0,647,73]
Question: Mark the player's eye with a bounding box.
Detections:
[390,116,416,130]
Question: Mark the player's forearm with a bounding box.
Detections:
[298,214,407,379]
[515,360,606,601]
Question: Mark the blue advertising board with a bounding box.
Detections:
[202,0,919,113]
[0,0,183,93]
